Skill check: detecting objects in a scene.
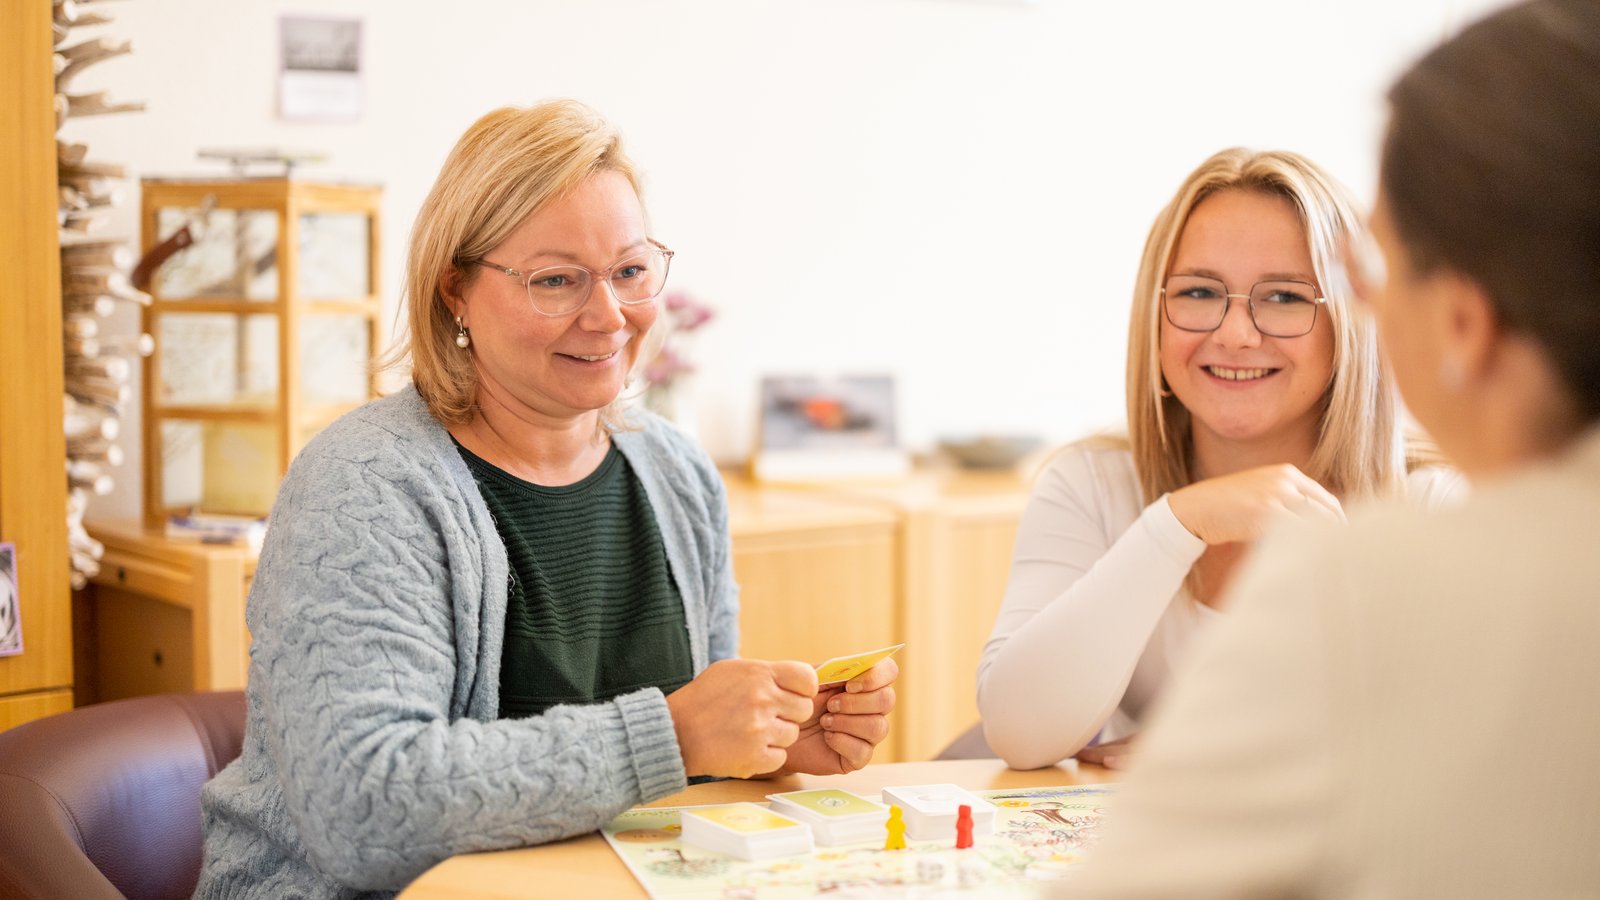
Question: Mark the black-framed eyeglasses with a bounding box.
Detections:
[474,239,674,317]
[1160,274,1326,338]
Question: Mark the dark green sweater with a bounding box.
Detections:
[457,441,693,718]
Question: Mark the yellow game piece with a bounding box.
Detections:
[884,805,908,850]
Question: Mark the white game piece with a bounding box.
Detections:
[879,784,998,842]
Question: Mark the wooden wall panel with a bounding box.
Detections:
[0,0,74,724]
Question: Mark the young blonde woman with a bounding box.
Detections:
[976,149,1460,770]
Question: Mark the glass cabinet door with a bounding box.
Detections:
[152,207,279,301]
[155,312,280,409]
[297,212,371,299]
[141,179,382,527]
[158,420,280,517]
[299,313,370,406]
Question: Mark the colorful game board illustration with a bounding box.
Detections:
[601,784,1114,898]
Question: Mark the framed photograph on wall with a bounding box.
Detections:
[279,15,363,122]
[751,375,911,482]
[0,542,21,658]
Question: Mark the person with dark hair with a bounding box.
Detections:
[1063,1,1600,895]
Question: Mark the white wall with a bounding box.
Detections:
[67,0,1510,522]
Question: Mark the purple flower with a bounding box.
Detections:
[675,304,713,330]
[648,290,713,391]
[645,346,693,386]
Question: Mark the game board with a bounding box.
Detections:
[601,784,1114,898]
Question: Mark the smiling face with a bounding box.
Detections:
[448,169,658,424]
[1160,188,1336,461]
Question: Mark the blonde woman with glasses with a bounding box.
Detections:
[977,149,1460,771]
[196,101,896,898]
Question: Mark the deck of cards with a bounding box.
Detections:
[879,784,997,842]
[814,642,904,686]
[680,803,815,860]
[766,788,890,846]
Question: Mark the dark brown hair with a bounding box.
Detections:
[1382,0,1600,419]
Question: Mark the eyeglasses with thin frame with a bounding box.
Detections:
[474,239,675,317]
[1160,274,1327,338]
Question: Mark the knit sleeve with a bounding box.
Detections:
[704,464,741,663]
[246,431,686,891]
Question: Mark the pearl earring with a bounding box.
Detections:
[455,316,470,349]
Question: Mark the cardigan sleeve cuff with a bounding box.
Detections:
[613,688,689,803]
[1144,494,1208,564]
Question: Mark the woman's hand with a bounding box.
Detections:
[665,659,817,778]
[1074,734,1136,770]
[775,658,899,777]
[1167,464,1345,545]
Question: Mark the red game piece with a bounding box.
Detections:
[955,804,974,849]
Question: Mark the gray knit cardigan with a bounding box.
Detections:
[194,386,738,898]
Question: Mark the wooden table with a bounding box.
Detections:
[401,758,1113,899]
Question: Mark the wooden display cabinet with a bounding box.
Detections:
[139,177,382,526]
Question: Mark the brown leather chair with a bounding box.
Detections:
[0,691,246,900]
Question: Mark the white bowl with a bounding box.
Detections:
[937,435,1043,470]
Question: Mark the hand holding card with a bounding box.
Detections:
[769,642,902,776]
[665,658,818,778]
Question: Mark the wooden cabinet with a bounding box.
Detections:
[807,471,1031,762]
[725,469,1030,762]
[0,1,74,732]
[78,521,254,702]
[139,178,382,525]
[725,479,902,760]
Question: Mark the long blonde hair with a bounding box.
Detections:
[1126,148,1404,504]
[379,100,649,428]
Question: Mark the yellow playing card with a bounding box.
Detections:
[685,803,804,833]
[814,642,904,686]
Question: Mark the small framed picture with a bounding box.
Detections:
[278,15,363,122]
[751,375,910,482]
[0,542,21,658]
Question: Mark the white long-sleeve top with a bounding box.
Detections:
[977,441,1462,770]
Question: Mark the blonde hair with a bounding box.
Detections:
[380,100,648,428]
[1126,148,1404,505]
